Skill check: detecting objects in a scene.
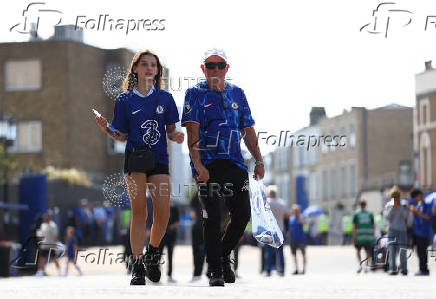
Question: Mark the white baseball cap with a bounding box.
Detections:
[203,48,228,62]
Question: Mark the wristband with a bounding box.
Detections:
[255,160,264,167]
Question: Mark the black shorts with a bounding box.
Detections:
[39,248,57,259]
[123,149,169,176]
[354,243,372,251]
[290,241,306,255]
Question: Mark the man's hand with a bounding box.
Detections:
[253,165,265,180]
[171,131,185,144]
[195,163,210,183]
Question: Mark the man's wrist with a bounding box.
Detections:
[167,131,174,140]
[254,160,264,167]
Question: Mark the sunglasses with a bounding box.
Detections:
[205,62,227,70]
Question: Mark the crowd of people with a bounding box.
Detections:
[351,186,436,276]
[67,198,116,247]
[34,211,83,277]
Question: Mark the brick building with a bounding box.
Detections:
[0,31,170,184]
[415,61,436,191]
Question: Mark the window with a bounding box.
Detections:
[349,124,356,149]
[349,164,356,196]
[321,132,328,154]
[107,137,126,154]
[340,166,346,198]
[419,99,430,126]
[322,170,328,200]
[330,129,335,152]
[309,145,317,165]
[309,172,317,201]
[340,126,346,151]
[10,121,42,153]
[330,168,336,199]
[282,175,290,204]
[5,60,41,91]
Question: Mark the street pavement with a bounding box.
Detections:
[1,245,435,299]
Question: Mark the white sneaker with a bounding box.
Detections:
[189,276,201,283]
[35,270,45,277]
[356,267,362,273]
[167,276,176,283]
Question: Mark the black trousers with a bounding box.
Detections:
[192,225,205,277]
[414,235,429,272]
[159,233,176,277]
[198,159,251,271]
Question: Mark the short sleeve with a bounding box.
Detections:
[165,94,180,125]
[239,89,255,128]
[181,89,201,126]
[111,95,129,134]
[425,203,433,218]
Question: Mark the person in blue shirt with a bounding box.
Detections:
[64,226,83,276]
[95,50,184,286]
[182,48,264,286]
[288,204,307,275]
[409,189,432,276]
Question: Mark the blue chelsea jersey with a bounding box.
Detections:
[181,81,255,175]
[111,88,180,165]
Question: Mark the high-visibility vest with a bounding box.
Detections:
[375,214,385,232]
[303,222,309,233]
[318,214,329,233]
[342,215,353,234]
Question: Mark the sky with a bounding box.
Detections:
[1,0,436,154]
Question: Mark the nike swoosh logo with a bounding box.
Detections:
[204,104,212,107]
[132,109,141,115]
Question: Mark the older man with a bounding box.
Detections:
[182,48,264,286]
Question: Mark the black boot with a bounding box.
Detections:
[208,268,225,287]
[144,245,162,283]
[222,256,236,283]
[130,256,146,285]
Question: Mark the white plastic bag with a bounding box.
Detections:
[250,179,284,248]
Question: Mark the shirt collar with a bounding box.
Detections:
[201,80,230,92]
[133,86,155,98]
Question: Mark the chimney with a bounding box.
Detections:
[425,60,433,71]
[310,107,326,126]
[29,23,41,41]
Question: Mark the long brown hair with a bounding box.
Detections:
[122,49,163,91]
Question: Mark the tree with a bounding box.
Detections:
[0,143,18,185]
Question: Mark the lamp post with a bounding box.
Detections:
[0,115,17,235]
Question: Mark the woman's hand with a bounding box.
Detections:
[95,116,108,133]
[171,131,184,144]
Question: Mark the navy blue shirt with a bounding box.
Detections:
[413,201,433,238]
[181,81,255,176]
[111,88,180,165]
[289,216,306,243]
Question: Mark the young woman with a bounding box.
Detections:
[95,50,184,285]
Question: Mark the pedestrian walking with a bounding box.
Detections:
[385,187,408,275]
[352,200,375,274]
[95,49,184,285]
[182,48,264,286]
